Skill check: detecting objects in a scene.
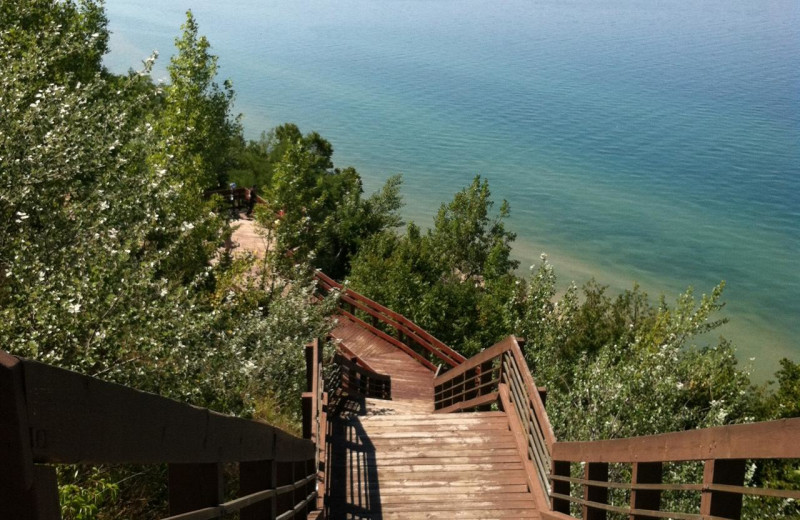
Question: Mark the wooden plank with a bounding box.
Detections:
[551,418,800,463]
[433,391,498,414]
[700,459,745,519]
[551,460,572,514]
[499,383,551,512]
[17,355,313,465]
[315,271,464,365]
[583,462,608,520]
[504,356,551,485]
[0,465,62,520]
[506,345,557,450]
[631,461,662,520]
[0,350,35,496]
[338,311,437,371]
[240,460,274,520]
[434,337,512,387]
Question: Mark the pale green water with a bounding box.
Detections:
[103,0,800,380]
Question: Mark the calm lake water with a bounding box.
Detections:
[103,0,800,381]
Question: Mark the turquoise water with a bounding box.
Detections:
[103,0,800,380]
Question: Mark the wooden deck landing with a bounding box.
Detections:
[331,316,435,414]
[326,317,540,519]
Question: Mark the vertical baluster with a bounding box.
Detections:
[630,462,662,519]
[1,353,60,519]
[551,460,572,514]
[478,360,494,410]
[700,459,746,519]
[583,462,608,520]
[240,460,276,520]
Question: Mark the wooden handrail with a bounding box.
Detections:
[432,335,800,520]
[549,418,800,520]
[551,418,800,463]
[1,350,319,519]
[432,335,555,511]
[301,339,326,513]
[332,352,391,401]
[314,270,465,369]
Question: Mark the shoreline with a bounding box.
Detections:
[391,187,793,384]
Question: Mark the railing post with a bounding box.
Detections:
[240,459,276,520]
[0,352,60,519]
[583,462,608,520]
[551,460,572,514]
[478,360,494,410]
[305,342,315,393]
[168,463,223,516]
[630,462,662,519]
[700,459,746,519]
[277,461,295,515]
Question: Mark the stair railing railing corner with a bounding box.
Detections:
[431,335,556,511]
[313,270,465,371]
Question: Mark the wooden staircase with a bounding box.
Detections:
[324,317,541,519]
[326,411,539,519]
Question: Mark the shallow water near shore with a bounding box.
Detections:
[103,0,799,381]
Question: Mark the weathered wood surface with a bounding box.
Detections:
[326,412,540,519]
[331,315,434,413]
[316,270,465,368]
[3,352,313,465]
[551,417,800,463]
[324,322,541,519]
[1,349,320,520]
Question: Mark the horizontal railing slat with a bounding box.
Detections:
[552,417,800,463]
[315,270,464,367]
[340,309,437,371]
[433,336,513,387]
[433,391,498,414]
[10,355,314,465]
[548,492,729,520]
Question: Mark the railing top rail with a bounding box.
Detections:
[551,417,800,463]
[431,335,556,451]
[433,335,515,386]
[315,270,465,367]
[1,350,314,467]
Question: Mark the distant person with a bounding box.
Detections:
[246,184,257,217]
[229,182,238,220]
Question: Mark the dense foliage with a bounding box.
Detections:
[255,123,403,279]
[348,176,518,355]
[1,2,337,517]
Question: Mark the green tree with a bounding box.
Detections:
[429,175,518,281]
[349,177,519,355]
[154,10,238,192]
[259,126,403,278]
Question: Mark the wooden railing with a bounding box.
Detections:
[314,270,465,371]
[432,335,555,510]
[329,342,391,400]
[301,340,327,515]
[432,335,800,520]
[1,349,321,520]
[546,419,800,520]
